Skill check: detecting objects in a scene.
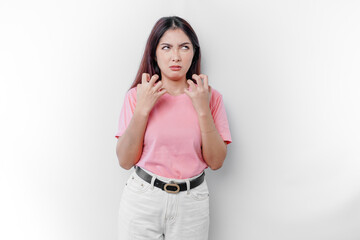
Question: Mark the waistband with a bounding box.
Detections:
[135,166,204,182]
[134,166,205,193]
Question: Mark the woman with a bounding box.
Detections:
[115,16,232,240]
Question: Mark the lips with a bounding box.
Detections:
[170,66,182,71]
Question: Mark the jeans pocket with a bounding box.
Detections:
[189,180,210,201]
[125,172,150,194]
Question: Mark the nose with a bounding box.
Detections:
[171,49,181,62]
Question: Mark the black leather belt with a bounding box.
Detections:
[135,166,205,194]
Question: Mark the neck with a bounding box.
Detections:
[162,77,189,95]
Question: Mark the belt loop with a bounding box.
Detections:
[150,175,156,190]
[185,179,190,195]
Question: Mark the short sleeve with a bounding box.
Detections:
[209,89,232,144]
[115,87,137,139]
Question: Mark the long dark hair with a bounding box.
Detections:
[129,16,201,89]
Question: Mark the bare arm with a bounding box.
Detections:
[116,111,149,169]
[116,73,166,169]
[184,74,227,170]
[197,110,227,170]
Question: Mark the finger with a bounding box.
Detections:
[153,80,163,92]
[184,87,190,96]
[187,79,197,92]
[156,87,167,97]
[149,74,159,86]
[199,74,208,89]
[192,74,203,88]
[141,73,150,84]
[184,84,192,96]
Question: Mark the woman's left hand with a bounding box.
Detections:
[184,74,212,115]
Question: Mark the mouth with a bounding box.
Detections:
[169,66,182,71]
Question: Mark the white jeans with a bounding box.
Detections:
[117,168,210,240]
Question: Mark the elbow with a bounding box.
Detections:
[208,149,227,170]
[119,160,134,170]
[116,152,134,170]
[116,139,135,170]
[209,164,222,171]
[209,161,223,170]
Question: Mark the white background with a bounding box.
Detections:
[1,0,360,239]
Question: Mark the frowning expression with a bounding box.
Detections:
[155,28,194,81]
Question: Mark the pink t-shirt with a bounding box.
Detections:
[115,87,232,179]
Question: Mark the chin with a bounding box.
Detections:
[166,73,186,81]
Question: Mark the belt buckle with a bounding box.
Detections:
[164,181,180,194]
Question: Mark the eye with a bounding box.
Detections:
[182,46,189,49]
[162,46,170,50]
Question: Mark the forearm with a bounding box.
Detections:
[198,108,227,170]
[116,110,149,170]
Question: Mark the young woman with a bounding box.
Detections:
[115,16,232,240]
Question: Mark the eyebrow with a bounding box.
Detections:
[160,42,191,46]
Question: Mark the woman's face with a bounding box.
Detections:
[155,28,194,82]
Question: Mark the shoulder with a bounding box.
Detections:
[126,87,137,98]
[209,86,225,111]
[128,86,137,95]
[210,86,223,101]
[122,87,137,104]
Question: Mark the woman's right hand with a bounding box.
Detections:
[135,73,167,116]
